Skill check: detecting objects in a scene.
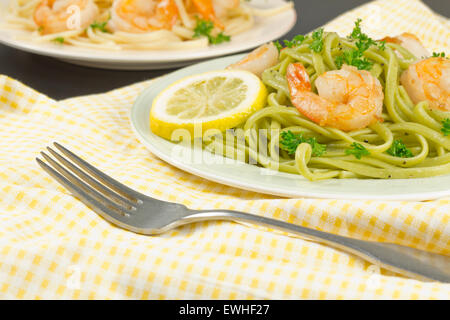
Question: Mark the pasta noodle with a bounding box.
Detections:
[204,32,450,180]
[2,0,293,51]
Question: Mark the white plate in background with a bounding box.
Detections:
[0,0,296,70]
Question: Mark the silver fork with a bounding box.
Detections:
[36,142,450,283]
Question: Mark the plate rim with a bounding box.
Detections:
[130,54,450,201]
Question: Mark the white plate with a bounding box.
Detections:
[130,54,450,201]
[0,0,296,70]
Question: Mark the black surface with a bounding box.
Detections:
[0,0,448,100]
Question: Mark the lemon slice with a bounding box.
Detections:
[150,70,267,140]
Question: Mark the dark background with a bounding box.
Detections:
[0,0,448,100]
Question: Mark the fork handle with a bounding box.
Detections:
[184,210,450,283]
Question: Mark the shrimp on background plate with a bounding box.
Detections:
[401,57,450,111]
[286,63,384,132]
[190,0,240,29]
[109,0,179,33]
[34,0,99,35]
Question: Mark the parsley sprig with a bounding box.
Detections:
[442,119,450,136]
[283,35,306,48]
[432,52,446,58]
[274,29,323,53]
[309,28,324,53]
[280,131,326,157]
[335,19,385,71]
[90,21,109,33]
[336,50,373,71]
[275,35,306,52]
[52,37,65,44]
[274,41,283,52]
[387,140,413,158]
[193,19,231,45]
[345,142,370,159]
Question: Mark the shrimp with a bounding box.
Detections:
[227,42,279,78]
[190,0,240,29]
[211,0,240,19]
[109,0,179,33]
[382,32,430,60]
[34,0,99,35]
[401,57,450,111]
[286,63,384,131]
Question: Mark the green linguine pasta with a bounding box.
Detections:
[204,30,450,181]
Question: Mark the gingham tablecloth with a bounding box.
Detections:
[0,0,449,299]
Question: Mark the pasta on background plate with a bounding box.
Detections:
[2,0,293,50]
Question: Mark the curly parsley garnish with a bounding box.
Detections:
[284,35,306,48]
[193,19,231,45]
[335,19,385,71]
[442,119,450,136]
[335,50,373,71]
[387,140,413,158]
[309,28,324,53]
[209,32,231,45]
[345,142,370,159]
[52,37,65,44]
[274,31,320,52]
[274,41,283,52]
[280,131,326,157]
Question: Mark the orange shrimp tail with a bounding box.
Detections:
[380,36,400,44]
[33,1,48,31]
[287,63,331,126]
[287,63,312,94]
[191,0,224,29]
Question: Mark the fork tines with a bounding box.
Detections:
[36,142,140,220]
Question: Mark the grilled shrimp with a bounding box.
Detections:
[109,0,179,33]
[191,0,239,29]
[401,57,450,111]
[228,42,279,78]
[286,63,384,131]
[383,32,430,60]
[34,0,99,35]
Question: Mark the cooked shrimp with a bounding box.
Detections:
[34,0,99,35]
[401,57,450,111]
[228,42,279,78]
[109,0,179,33]
[191,0,239,29]
[211,0,240,19]
[286,63,384,131]
[382,32,429,60]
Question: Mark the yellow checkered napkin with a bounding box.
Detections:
[0,0,449,299]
